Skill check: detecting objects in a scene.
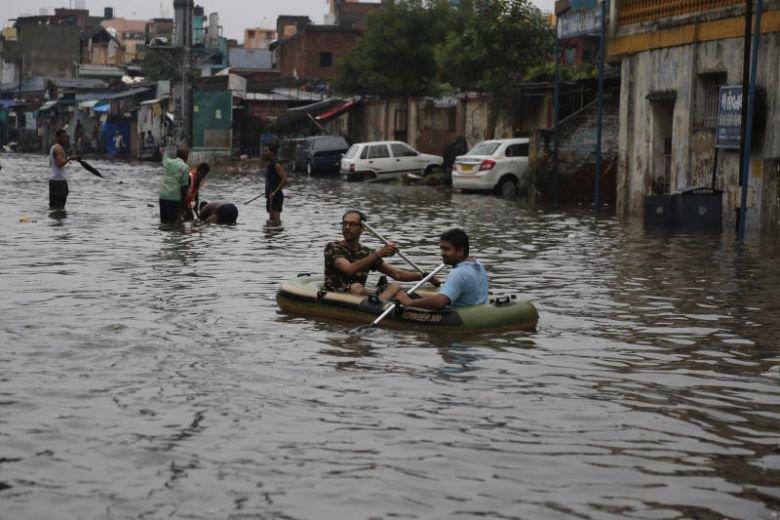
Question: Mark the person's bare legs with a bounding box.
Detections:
[379,282,402,301]
[267,210,281,226]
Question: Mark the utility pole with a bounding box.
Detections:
[552,15,560,206]
[594,0,607,213]
[173,0,193,146]
[738,0,763,239]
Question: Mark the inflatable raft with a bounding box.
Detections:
[276,274,539,333]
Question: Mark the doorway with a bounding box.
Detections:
[650,99,675,194]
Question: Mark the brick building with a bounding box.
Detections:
[275,22,362,81]
[273,3,379,83]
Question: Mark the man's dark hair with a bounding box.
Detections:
[342,209,366,222]
[217,203,238,224]
[264,142,278,155]
[440,228,469,256]
[55,129,67,139]
[197,162,210,175]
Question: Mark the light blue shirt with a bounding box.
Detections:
[439,259,489,307]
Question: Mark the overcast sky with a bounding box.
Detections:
[4,0,555,41]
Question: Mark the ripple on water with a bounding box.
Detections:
[0,153,779,519]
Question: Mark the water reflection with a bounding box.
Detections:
[0,153,778,519]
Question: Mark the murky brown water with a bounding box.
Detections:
[1,152,779,519]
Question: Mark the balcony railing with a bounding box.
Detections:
[617,0,745,26]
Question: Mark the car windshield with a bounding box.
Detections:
[344,144,360,159]
[312,137,348,151]
[466,142,501,156]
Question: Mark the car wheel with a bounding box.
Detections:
[497,176,518,198]
[424,165,436,176]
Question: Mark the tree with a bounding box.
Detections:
[333,0,456,97]
[435,0,554,137]
[142,47,178,81]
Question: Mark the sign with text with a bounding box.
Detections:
[716,86,742,149]
[558,6,601,38]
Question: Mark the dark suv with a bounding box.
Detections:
[293,136,350,175]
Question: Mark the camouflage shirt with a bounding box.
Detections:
[323,240,383,292]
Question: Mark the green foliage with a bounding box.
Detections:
[333,0,456,97]
[334,0,554,100]
[525,61,598,82]
[435,0,554,95]
[142,47,178,81]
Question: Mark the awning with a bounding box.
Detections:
[0,99,22,109]
[93,103,110,113]
[140,98,163,105]
[316,100,358,122]
[39,100,58,112]
[78,99,100,109]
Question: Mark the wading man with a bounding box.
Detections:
[395,229,488,309]
[262,142,287,226]
[49,128,80,210]
[324,210,439,301]
[159,145,191,226]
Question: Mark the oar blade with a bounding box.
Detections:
[349,323,377,335]
[78,159,104,178]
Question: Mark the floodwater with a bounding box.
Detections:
[1,152,779,520]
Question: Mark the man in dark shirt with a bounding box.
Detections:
[323,210,439,300]
[262,142,287,226]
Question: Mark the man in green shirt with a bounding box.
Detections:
[159,145,190,225]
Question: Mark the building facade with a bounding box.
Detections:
[610,0,780,231]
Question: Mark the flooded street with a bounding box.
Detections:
[1,153,779,519]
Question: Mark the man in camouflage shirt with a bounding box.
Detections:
[324,210,439,300]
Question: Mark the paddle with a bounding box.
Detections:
[361,219,425,275]
[76,158,104,178]
[243,193,265,205]
[350,263,447,334]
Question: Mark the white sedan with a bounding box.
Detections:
[340,141,443,182]
[452,138,531,197]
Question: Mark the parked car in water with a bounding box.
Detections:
[452,138,531,197]
[292,135,350,175]
[340,141,443,182]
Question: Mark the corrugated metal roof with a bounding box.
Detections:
[244,92,295,101]
[51,78,108,90]
[78,64,125,78]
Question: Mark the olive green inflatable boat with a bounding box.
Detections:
[276,274,538,333]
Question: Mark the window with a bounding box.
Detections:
[313,137,348,152]
[360,146,369,159]
[467,142,500,156]
[394,107,408,142]
[390,143,418,157]
[448,107,457,131]
[344,144,360,159]
[505,143,529,157]
[247,30,255,39]
[696,72,726,131]
[320,52,333,68]
[367,144,390,159]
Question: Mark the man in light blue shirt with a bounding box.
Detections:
[395,229,488,309]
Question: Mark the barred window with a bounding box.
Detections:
[696,72,727,131]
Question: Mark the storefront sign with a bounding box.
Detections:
[558,6,601,38]
[716,86,742,149]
